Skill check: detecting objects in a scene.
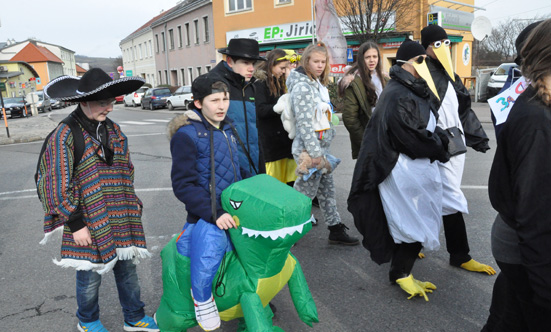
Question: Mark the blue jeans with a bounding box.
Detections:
[176,219,232,302]
[76,259,145,323]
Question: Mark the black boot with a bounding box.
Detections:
[328,223,359,245]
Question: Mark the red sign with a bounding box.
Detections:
[330,64,347,74]
[382,41,402,49]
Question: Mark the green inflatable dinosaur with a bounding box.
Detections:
[156,174,319,331]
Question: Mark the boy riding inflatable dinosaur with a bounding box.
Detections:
[156,174,319,331]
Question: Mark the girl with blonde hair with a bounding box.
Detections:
[286,42,359,245]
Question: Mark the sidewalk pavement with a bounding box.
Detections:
[0,107,74,145]
[0,102,493,146]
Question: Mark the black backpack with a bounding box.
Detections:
[35,114,84,199]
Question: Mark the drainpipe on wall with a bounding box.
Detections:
[164,23,170,85]
[132,39,136,78]
[311,0,316,43]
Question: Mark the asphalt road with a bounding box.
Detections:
[0,104,498,331]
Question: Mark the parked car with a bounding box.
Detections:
[166,85,193,110]
[1,97,31,118]
[32,91,52,113]
[50,99,63,109]
[486,63,519,98]
[115,95,124,104]
[141,87,172,110]
[123,87,148,107]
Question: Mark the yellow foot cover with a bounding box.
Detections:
[460,259,496,275]
[418,252,425,259]
[395,274,436,301]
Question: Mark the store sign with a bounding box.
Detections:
[429,6,474,31]
[330,64,347,74]
[226,14,396,45]
[227,21,314,44]
[462,43,470,66]
[382,41,402,49]
[428,12,441,26]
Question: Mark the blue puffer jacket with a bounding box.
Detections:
[168,110,250,224]
[210,61,261,174]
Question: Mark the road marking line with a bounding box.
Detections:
[1,186,487,201]
[0,187,174,201]
[126,133,164,137]
[118,121,154,125]
[0,188,36,196]
[144,119,170,123]
[461,185,488,189]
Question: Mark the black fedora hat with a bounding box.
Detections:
[44,68,145,102]
[218,38,266,61]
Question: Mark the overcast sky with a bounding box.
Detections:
[0,0,549,58]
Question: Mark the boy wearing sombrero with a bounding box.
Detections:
[210,38,266,175]
[37,68,159,332]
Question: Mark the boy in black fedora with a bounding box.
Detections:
[420,25,496,277]
[37,68,159,332]
[209,38,266,175]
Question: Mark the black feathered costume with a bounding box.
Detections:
[348,64,449,265]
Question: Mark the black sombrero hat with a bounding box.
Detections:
[44,68,145,102]
[218,38,266,61]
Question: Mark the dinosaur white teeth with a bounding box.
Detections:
[240,216,315,240]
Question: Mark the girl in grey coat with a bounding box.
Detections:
[287,42,358,245]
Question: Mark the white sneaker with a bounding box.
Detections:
[191,290,221,331]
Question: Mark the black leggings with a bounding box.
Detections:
[389,242,422,283]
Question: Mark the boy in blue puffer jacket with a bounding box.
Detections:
[167,74,251,331]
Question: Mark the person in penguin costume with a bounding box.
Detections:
[420,25,496,276]
[348,39,451,301]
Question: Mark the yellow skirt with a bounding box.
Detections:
[265,158,297,184]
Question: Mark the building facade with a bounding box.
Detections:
[9,43,64,91]
[212,0,476,78]
[0,61,39,98]
[152,0,215,87]
[0,40,76,77]
[119,8,179,86]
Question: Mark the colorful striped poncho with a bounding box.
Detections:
[37,113,149,274]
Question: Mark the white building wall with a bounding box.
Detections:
[120,29,157,85]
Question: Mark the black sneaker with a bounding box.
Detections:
[328,223,359,246]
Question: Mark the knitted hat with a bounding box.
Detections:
[514,21,542,65]
[396,39,426,63]
[421,25,449,49]
[191,74,229,109]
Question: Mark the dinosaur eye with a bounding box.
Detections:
[229,199,243,210]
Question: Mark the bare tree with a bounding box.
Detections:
[479,17,549,64]
[335,0,415,43]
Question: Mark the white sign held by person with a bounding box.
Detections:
[315,0,347,74]
[488,76,529,125]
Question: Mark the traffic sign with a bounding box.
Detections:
[0,82,5,91]
[347,48,354,62]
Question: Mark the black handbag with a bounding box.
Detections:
[445,127,467,156]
